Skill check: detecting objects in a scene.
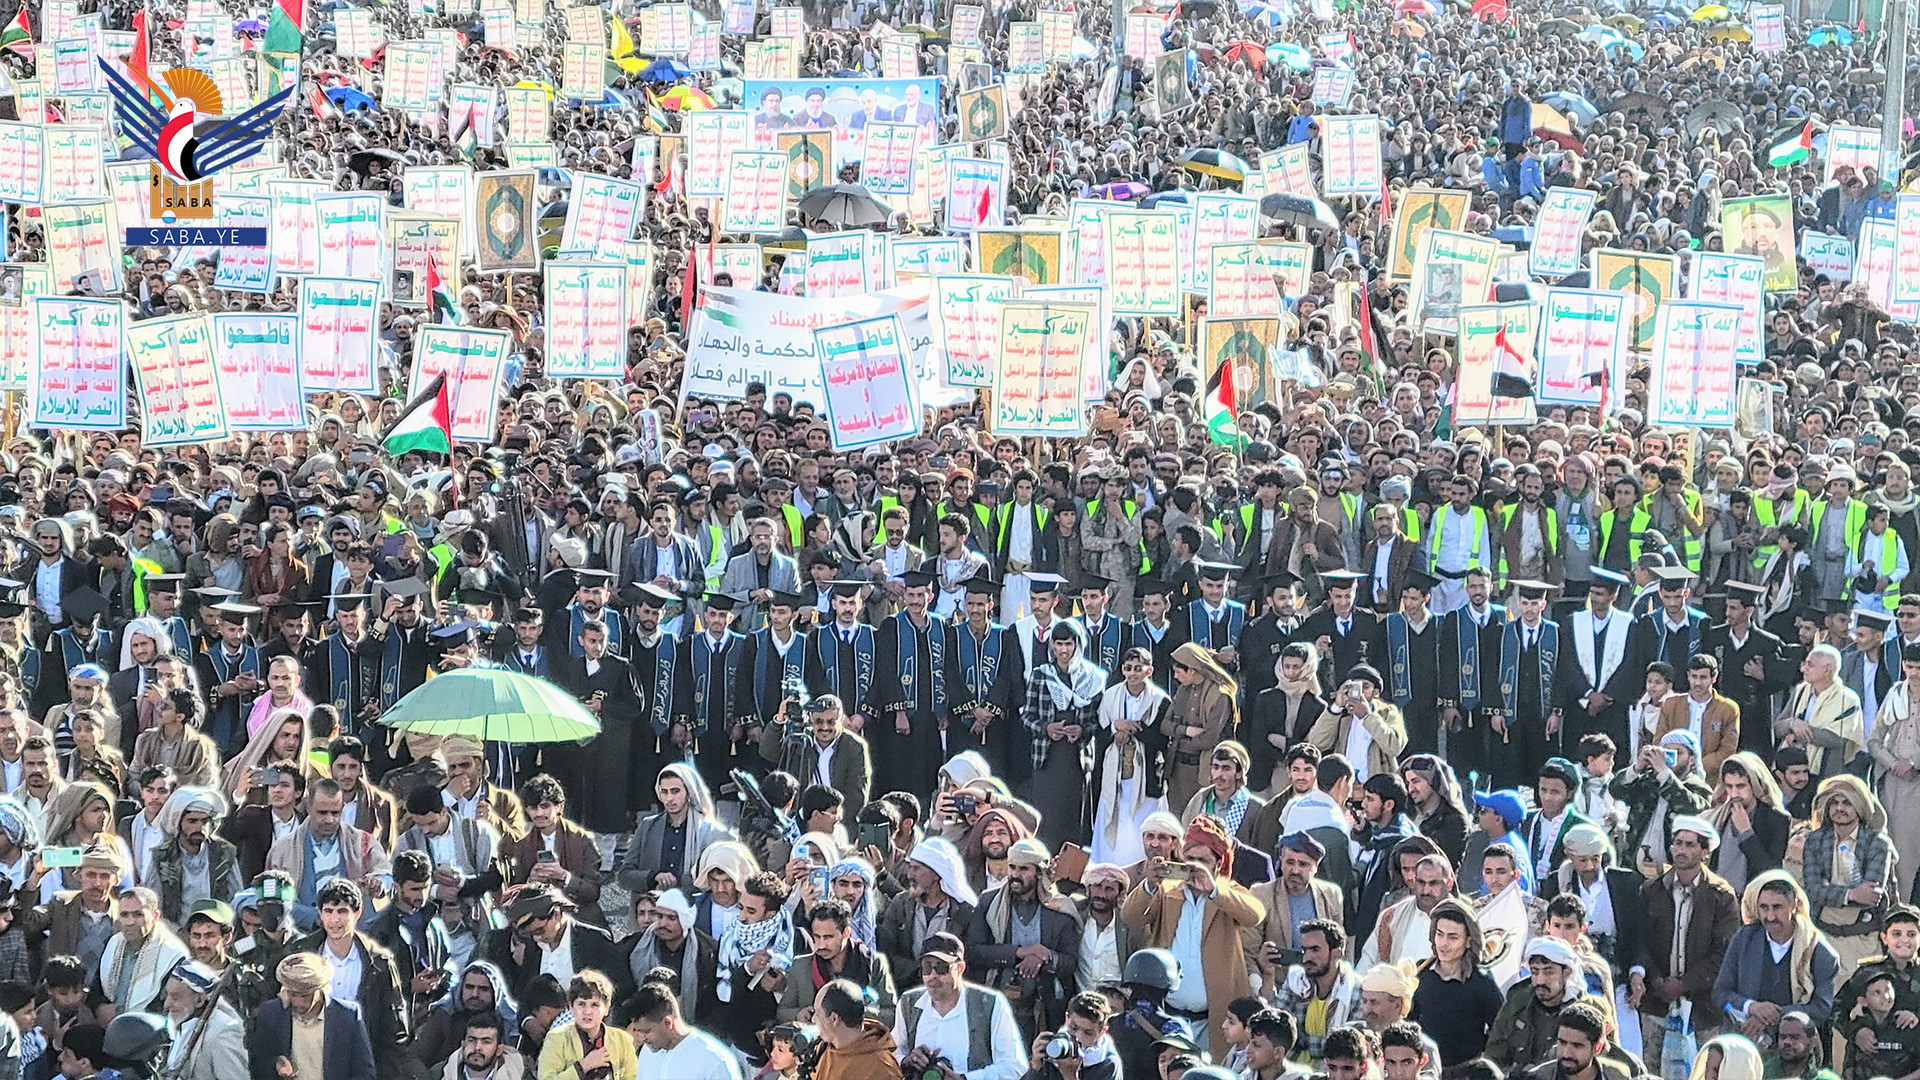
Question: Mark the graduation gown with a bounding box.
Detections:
[1238,613,1300,700]
[309,632,378,732]
[737,627,811,728]
[629,631,681,803]
[1437,603,1506,780]
[872,612,963,797]
[1384,611,1443,756]
[557,652,640,833]
[1555,609,1638,756]
[672,630,748,794]
[1124,618,1186,695]
[806,621,878,717]
[195,643,261,757]
[954,621,1026,780]
[1298,604,1385,689]
[1703,622,1792,757]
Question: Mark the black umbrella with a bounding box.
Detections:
[796,184,889,227]
[1260,193,1340,229]
[347,147,405,175]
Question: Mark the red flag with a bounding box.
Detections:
[127,10,155,93]
[278,0,305,32]
[1356,277,1380,363]
[976,182,994,226]
[308,84,332,119]
[1377,182,1393,228]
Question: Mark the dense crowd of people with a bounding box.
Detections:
[0,0,1917,1075]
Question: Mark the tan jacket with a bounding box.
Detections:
[1120,875,1266,1050]
[1306,701,1408,782]
[1655,692,1740,777]
[1243,877,1344,991]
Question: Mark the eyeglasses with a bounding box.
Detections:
[920,960,952,976]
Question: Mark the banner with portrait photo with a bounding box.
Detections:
[1536,288,1628,410]
[992,301,1094,436]
[743,78,938,160]
[1649,301,1741,427]
[32,296,125,430]
[1592,248,1677,352]
[1454,303,1538,426]
[1719,195,1796,292]
[1410,229,1499,334]
[1528,188,1598,279]
[815,313,918,450]
[298,277,380,395]
[1386,188,1468,282]
[1688,252,1767,366]
[210,313,304,431]
[128,314,228,447]
[386,213,461,309]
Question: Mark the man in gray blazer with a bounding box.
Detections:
[1713,872,1840,1040]
[718,517,800,631]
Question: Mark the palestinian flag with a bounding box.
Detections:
[1767,120,1813,167]
[265,0,304,56]
[426,257,463,324]
[0,9,32,56]
[1490,323,1535,398]
[1205,356,1244,446]
[382,374,453,456]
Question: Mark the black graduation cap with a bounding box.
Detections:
[769,590,809,609]
[1320,569,1363,587]
[332,592,374,612]
[963,575,1000,596]
[1858,609,1895,633]
[628,583,678,607]
[211,602,262,622]
[900,569,938,590]
[381,577,428,602]
[1724,581,1767,603]
[1079,574,1113,592]
[1015,572,1059,595]
[1589,568,1630,591]
[191,585,239,601]
[0,577,26,619]
[575,568,615,586]
[1136,578,1177,598]
[827,579,867,598]
[1401,569,1439,594]
[1511,579,1555,599]
[1654,566,1695,588]
[1258,571,1298,594]
[1195,562,1237,581]
[701,592,744,612]
[64,586,107,626]
[431,620,489,645]
[144,573,186,595]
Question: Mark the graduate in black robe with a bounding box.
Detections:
[671,593,749,797]
[1382,570,1444,757]
[624,583,680,811]
[1297,570,1385,694]
[1703,581,1794,758]
[1178,562,1247,677]
[1436,568,1507,785]
[557,617,640,835]
[1123,579,1186,695]
[953,576,1026,777]
[871,570,965,797]
[307,594,379,740]
[734,591,813,744]
[1238,574,1305,702]
[804,581,879,724]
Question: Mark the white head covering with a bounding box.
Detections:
[657,762,715,820]
[939,751,992,790]
[653,888,696,924]
[157,787,230,837]
[907,837,978,906]
[119,617,173,670]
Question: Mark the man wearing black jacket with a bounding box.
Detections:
[1703,582,1794,758]
[274,879,410,1080]
[1706,753,1792,893]
[485,884,633,1003]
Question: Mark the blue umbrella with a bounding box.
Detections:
[325,86,376,112]
[1543,91,1598,125]
[1267,41,1312,69]
[1648,10,1684,26]
[234,17,268,33]
[536,166,574,188]
[1140,190,1193,208]
[1491,224,1533,248]
[1808,23,1853,44]
[639,58,693,83]
[584,88,630,109]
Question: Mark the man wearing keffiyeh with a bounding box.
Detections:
[968,836,1083,1040]
[1023,622,1105,849]
[1180,741,1265,845]
[715,869,793,1058]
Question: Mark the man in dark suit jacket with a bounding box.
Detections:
[965,839,1080,1033]
[250,951,378,1080]
[357,851,452,1014]
[623,500,706,606]
[485,885,633,1003]
[1538,822,1645,991]
[1634,817,1742,1059]
[1706,754,1791,891]
[758,694,872,813]
[275,881,410,1080]
[1358,509,1419,613]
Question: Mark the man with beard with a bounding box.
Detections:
[94,886,190,1022]
[1765,1010,1841,1080]
[412,962,518,1074]
[1485,936,1607,1069]
[953,577,1023,768]
[366,583,435,743]
[553,563,627,660]
[163,959,246,1080]
[624,888,717,1026]
[737,590,810,733]
[1438,567,1506,781]
[1798,775,1895,979]
[1068,861,1134,993]
[1359,853,1452,968]
[310,598,379,738]
[1273,917,1361,1062]
[1522,1002,1629,1080]
[964,838,1080,1039]
[1238,575,1302,704]
[1248,832,1343,990]
[1498,466,1566,600]
[180,898,270,1015]
[1382,571,1443,757]
[775,897,896,1025]
[873,570,963,797]
[879,838,979,991]
[18,844,122,984]
[145,786,244,926]
[961,807,1025,898]
[441,1014,520,1080]
[1703,582,1793,758]
[1298,572,1382,693]
[360,850,454,1015]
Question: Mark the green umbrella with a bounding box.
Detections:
[378,668,602,742]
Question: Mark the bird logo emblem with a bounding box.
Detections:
[100,60,294,218]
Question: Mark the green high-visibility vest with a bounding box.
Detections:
[1641,489,1704,572]
[1497,504,1559,586]
[1859,527,1905,604]
[1596,507,1651,567]
[1751,489,1810,568]
[1810,498,1868,562]
[1428,505,1488,569]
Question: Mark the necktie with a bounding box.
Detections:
[1524,629,1534,652]
[523,652,536,668]
[842,630,853,645]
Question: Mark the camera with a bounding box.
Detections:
[1161,860,1192,882]
[952,793,977,817]
[1046,1034,1079,1060]
[906,1049,952,1080]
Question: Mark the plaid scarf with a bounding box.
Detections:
[716,916,792,1002]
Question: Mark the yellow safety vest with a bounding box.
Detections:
[1596,507,1651,567]
[1640,489,1704,572]
[1400,506,1421,543]
[1497,504,1559,586]
[1428,505,1488,570]
[1859,526,1905,604]
[1088,498,1148,573]
[1751,489,1810,568]
[777,503,804,548]
[995,503,1050,552]
[1809,498,1868,563]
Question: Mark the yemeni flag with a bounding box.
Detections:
[382,374,454,457]
[0,9,31,56]
[1490,323,1535,398]
[1767,120,1813,167]
[1204,356,1244,446]
[265,0,304,56]
[426,257,463,325]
